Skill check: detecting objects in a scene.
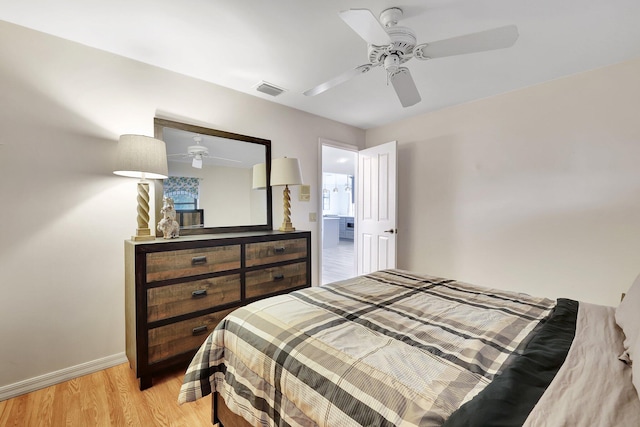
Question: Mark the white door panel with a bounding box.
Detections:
[361,156,373,220]
[362,233,373,274]
[357,141,397,275]
[378,152,390,221]
[378,236,391,269]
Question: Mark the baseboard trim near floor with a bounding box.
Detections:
[0,352,128,401]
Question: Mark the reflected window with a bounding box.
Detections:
[170,193,197,210]
[163,176,200,210]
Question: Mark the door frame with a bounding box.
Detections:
[318,138,359,285]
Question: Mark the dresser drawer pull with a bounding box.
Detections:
[191,256,207,265]
[192,325,208,336]
[273,274,285,281]
[191,289,207,298]
[274,247,286,254]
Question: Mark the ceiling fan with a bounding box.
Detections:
[167,136,241,169]
[304,8,519,107]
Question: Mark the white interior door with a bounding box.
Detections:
[356,141,397,275]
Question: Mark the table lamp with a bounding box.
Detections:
[114,134,168,241]
[270,157,302,232]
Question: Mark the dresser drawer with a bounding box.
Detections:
[245,238,307,267]
[147,274,241,322]
[245,262,307,299]
[147,308,235,364]
[146,245,241,282]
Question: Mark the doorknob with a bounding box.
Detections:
[384,229,396,234]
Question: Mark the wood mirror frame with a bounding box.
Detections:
[154,118,272,236]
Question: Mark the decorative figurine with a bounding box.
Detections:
[157,197,180,239]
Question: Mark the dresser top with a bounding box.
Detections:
[126,230,310,246]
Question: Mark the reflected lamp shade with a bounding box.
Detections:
[270,157,303,232]
[113,134,168,241]
[252,162,267,189]
[113,134,168,179]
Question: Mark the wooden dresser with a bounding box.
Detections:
[124,230,311,390]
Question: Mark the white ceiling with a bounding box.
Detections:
[323,145,357,175]
[1,0,639,129]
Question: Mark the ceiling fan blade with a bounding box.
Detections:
[304,64,374,96]
[390,67,421,107]
[209,156,242,163]
[414,25,519,60]
[339,9,391,46]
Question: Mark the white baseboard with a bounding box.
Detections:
[0,352,128,401]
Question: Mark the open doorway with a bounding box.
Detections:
[321,143,357,285]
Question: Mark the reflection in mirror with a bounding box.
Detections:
[154,118,272,235]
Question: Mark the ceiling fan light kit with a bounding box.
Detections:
[305,7,519,108]
[187,136,207,168]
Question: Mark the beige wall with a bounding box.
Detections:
[0,21,364,390]
[367,58,640,306]
[169,161,258,227]
[200,166,251,226]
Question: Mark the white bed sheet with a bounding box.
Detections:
[524,302,640,426]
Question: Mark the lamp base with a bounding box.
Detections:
[132,228,156,241]
[278,221,296,232]
[278,184,296,232]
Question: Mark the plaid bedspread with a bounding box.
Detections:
[179,269,555,426]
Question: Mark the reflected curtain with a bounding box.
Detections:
[163,176,200,199]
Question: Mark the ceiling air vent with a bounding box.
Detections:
[255,81,285,97]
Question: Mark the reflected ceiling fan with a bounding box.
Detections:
[167,136,241,169]
[304,7,519,107]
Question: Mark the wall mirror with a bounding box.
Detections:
[154,118,272,235]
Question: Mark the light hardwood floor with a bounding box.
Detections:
[322,239,355,285]
[0,363,211,427]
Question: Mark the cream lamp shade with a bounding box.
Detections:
[252,162,267,189]
[270,157,303,232]
[113,134,169,179]
[270,157,302,186]
[113,134,168,241]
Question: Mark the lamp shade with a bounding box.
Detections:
[252,163,267,189]
[113,134,168,179]
[270,157,302,186]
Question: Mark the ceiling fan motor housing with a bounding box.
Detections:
[187,135,208,157]
[368,25,416,67]
[187,145,208,156]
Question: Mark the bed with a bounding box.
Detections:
[178,269,640,426]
